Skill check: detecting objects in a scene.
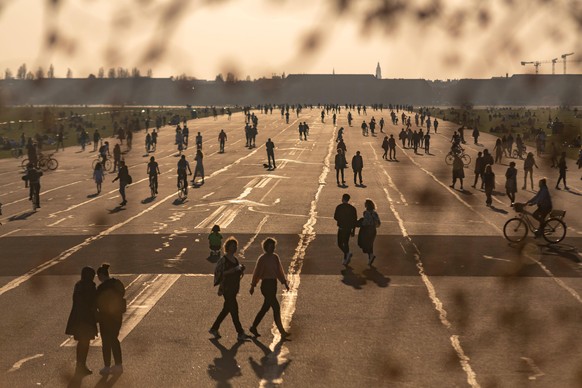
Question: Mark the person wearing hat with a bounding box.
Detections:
[208,225,223,257]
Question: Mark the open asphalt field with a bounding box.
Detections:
[0,107,581,387]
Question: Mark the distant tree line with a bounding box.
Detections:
[4,64,153,80]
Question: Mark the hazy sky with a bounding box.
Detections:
[0,0,580,80]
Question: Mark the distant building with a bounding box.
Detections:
[375,62,382,79]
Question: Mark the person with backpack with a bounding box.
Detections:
[357,199,381,266]
[96,264,126,376]
[210,237,251,341]
[112,160,130,206]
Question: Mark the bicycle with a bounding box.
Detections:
[512,145,527,159]
[149,174,158,198]
[445,148,471,167]
[38,153,59,171]
[503,202,567,244]
[11,147,23,158]
[92,157,112,172]
[177,176,188,200]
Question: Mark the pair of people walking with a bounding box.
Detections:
[210,237,290,341]
[66,264,126,377]
[334,194,381,266]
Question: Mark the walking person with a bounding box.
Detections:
[112,160,130,206]
[218,129,227,153]
[555,152,569,190]
[248,238,290,338]
[96,264,126,376]
[450,154,465,190]
[388,134,397,160]
[193,149,205,185]
[334,194,357,266]
[93,162,104,195]
[357,199,381,266]
[112,143,121,172]
[56,128,65,152]
[335,149,347,186]
[381,136,389,160]
[472,152,484,189]
[266,138,276,169]
[65,266,98,376]
[493,138,503,164]
[351,151,364,186]
[210,237,251,341]
[472,127,480,144]
[523,152,538,190]
[505,161,518,206]
[483,165,495,207]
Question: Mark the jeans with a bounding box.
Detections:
[252,279,284,332]
[353,170,362,184]
[336,168,345,184]
[119,183,127,202]
[100,319,122,367]
[337,227,352,254]
[267,152,276,168]
[211,292,244,334]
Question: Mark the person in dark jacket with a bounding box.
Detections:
[527,178,553,235]
[112,160,130,206]
[351,151,364,186]
[505,161,518,206]
[556,152,569,190]
[335,149,348,186]
[357,199,381,266]
[483,165,495,207]
[210,237,251,341]
[66,266,98,376]
[96,263,126,376]
[334,194,358,266]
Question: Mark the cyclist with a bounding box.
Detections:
[99,141,110,165]
[147,156,160,195]
[177,155,192,195]
[151,129,158,151]
[218,129,227,153]
[23,163,43,208]
[526,178,552,236]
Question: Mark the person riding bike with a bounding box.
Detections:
[22,163,43,208]
[99,141,110,165]
[177,155,192,195]
[147,156,160,195]
[526,178,553,237]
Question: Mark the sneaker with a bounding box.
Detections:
[110,365,123,375]
[237,333,251,341]
[99,366,111,376]
[208,329,221,339]
[249,326,261,337]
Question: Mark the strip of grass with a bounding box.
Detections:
[0,106,240,159]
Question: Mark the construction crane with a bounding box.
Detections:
[561,52,574,74]
[520,58,558,74]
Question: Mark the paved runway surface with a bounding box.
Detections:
[0,107,581,387]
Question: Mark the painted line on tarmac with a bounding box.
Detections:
[0,141,282,297]
[381,186,480,387]
[239,215,269,259]
[0,228,21,238]
[260,125,338,387]
[7,354,44,373]
[2,179,84,208]
[369,144,408,206]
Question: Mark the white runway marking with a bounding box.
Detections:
[261,125,338,387]
[521,357,545,381]
[382,181,480,387]
[0,229,21,238]
[47,216,71,227]
[8,354,43,373]
[202,192,215,199]
[195,205,227,229]
[165,247,188,268]
[239,215,269,258]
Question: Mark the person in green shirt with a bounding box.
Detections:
[208,225,223,257]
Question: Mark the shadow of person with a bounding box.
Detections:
[542,244,582,264]
[340,267,366,290]
[94,373,121,388]
[207,338,244,388]
[207,253,220,263]
[488,206,508,214]
[87,193,99,199]
[362,267,391,288]
[107,206,125,214]
[8,211,36,221]
[172,198,187,206]
[249,338,292,385]
[141,196,155,204]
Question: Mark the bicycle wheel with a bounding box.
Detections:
[38,158,49,171]
[503,218,528,242]
[21,158,29,170]
[47,158,58,171]
[178,185,186,199]
[461,154,471,166]
[445,153,454,165]
[104,159,113,171]
[512,149,518,159]
[543,218,566,244]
